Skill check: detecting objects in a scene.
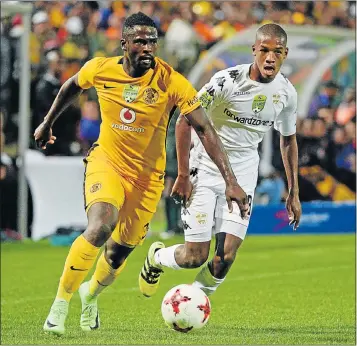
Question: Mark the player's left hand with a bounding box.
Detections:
[225,183,249,219]
[171,175,193,208]
[285,193,301,230]
[34,121,56,150]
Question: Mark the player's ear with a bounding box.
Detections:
[252,44,256,56]
[121,39,127,51]
[284,47,289,59]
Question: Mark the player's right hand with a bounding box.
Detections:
[170,175,193,208]
[34,121,56,150]
[225,182,249,219]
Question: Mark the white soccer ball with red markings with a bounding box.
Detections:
[161,284,211,333]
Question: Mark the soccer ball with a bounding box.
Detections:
[161,284,211,333]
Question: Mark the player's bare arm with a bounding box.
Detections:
[182,107,249,218]
[170,115,193,207]
[280,133,301,230]
[34,74,83,149]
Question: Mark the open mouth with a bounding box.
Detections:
[139,56,153,65]
[264,66,275,75]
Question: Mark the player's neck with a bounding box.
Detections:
[122,58,150,78]
[249,63,274,84]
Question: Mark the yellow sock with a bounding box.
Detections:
[56,235,100,302]
[88,252,127,297]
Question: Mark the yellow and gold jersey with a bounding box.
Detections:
[78,56,200,182]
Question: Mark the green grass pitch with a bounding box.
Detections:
[1,234,355,345]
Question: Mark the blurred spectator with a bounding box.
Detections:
[164,8,200,75]
[317,107,335,128]
[335,131,356,173]
[299,165,355,201]
[0,25,11,123]
[308,80,340,118]
[255,171,286,205]
[31,10,58,77]
[335,86,356,126]
[0,111,18,232]
[296,102,356,201]
[327,122,356,191]
[79,100,101,153]
[34,50,81,156]
[298,118,328,168]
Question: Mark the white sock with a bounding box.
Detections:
[154,244,182,270]
[192,263,225,296]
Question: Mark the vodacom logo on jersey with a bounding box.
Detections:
[120,108,136,124]
[111,108,145,133]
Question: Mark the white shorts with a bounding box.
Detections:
[182,166,258,242]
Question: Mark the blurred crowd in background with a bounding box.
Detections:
[268,81,356,207]
[0,1,355,237]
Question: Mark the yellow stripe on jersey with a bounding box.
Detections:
[77,56,200,182]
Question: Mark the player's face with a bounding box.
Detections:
[121,26,158,71]
[252,35,288,81]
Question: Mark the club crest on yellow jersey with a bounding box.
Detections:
[123,84,140,103]
[143,87,159,104]
[90,182,101,193]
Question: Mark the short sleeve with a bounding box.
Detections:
[274,87,298,136]
[170,71,201,115]
[197,70,232,113]
[77,58,104,89]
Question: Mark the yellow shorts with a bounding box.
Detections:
[83,146,164,246]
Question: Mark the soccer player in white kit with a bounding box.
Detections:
[139,23,302,297]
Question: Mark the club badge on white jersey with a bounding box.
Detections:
[191,64,298,173]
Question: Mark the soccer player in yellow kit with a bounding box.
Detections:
[34,12,248,336]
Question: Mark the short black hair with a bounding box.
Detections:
[256,23,287,45]
[122,12,157,37]
[323,80,340,89]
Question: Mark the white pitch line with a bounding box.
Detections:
[228,264,353,283]
[1,264,352,307]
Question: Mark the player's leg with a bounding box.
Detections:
[81,178,163,325]
[78,237,134,331]
[192,168,258,296]
[193,221,246,296]
[139,170,216,297]
[90,237,134,292]
[44,202,119,335]
[161,175,181,239]
[44,154,124,335]
[140,239,212,297]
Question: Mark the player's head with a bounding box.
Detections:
[121,12,158,71]
[252,23,288,81]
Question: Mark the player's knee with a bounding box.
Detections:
[212,250,236,267]
[105,248,125,269]
[182,242,210,268]
[185,254,206,268]
[87,219,116,237]
[185,248,209,268]
[85,203,119,246]
[104,239,134,269]
[222,252,236,266]
[84,218,116,247]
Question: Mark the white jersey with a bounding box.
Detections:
[190,64,297,174]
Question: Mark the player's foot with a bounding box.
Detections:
[43,299,68,336]
[79,281,100,331]
[139,241,165,297]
